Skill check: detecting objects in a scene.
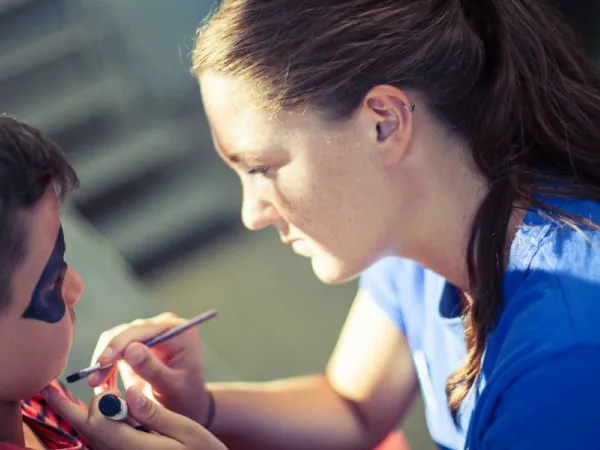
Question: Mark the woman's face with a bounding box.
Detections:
[200,73,407,283]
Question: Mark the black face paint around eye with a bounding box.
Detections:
[22,227,67,324]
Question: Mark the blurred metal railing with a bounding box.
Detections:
[0,0,241,275]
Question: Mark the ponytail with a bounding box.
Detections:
[447,0,600,424]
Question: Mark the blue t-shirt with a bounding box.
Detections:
[359,194,600,450]
[359,258,469,449]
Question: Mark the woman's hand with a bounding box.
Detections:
[42,384,227,450]
[88,312,212,425]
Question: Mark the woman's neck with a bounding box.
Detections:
[390,123,496,289]
[398,168,528,291]
[402,163,488,289]
[416,190,484,290]
[389,117,530,291]
[0,400,25,447]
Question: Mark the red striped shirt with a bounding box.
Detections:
[0,380,88,450]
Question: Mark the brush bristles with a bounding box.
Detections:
[65,372,81,383]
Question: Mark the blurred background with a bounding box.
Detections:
[1,1,598,448]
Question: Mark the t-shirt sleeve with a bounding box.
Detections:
[359,257,423,334]
[479,346,600,450]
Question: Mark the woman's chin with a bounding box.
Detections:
[311,256,362,285]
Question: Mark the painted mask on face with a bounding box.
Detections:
[22,227,67,324]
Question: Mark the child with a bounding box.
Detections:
[0,117,226,450]
[0,116,86,449]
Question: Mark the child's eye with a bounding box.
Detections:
[45,266,67,296]
[247,166,271,177]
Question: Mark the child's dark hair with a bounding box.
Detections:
[0,116,79,308]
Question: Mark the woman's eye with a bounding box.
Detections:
[247,166,271,177]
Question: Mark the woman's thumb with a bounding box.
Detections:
[127,387,226,448]
[126,387,190,436]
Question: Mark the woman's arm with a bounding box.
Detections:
[209,289,419,450]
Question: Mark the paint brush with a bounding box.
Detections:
[65,309,218,383]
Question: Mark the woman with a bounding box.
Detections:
[48,0,600,449]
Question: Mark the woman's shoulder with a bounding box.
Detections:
[359,256,444,304]
[527,194,600,281]
[358,256,443,331]
[515,193,600,281]
[478,257,600,446]
[360,256,425,285]
[471,344,600,450]
[499,264,600,354]
[492,214,600,383]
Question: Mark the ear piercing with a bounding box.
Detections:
[401,101,416,112]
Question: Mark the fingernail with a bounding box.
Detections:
[88,373,100,386]
[125,345,145,366]
[98,347,115,364]
[40,387,51,400]
[41,385,58,401]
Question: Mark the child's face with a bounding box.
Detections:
[0,187,84,400]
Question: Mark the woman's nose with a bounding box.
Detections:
[241,189,279,231]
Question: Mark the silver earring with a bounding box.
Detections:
[401,101,416,112]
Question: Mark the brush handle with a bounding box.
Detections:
[143,309,218,348]
[65,309,218,383]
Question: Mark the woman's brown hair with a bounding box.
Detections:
[192,0,600,422]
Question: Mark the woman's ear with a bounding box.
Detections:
[363,86,415,165]
[369,98,400,142]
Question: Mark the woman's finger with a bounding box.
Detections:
[126,386,226,448]
[95,317,185,367]
[45,384,185,450]
[91,323,129,367]
[41,384,89,431]
[116,358,157,401]
[88,323,130,389]
[125,386,194,440]
[86,391,179,450]
[89,313,192,390]
[121,342,176,394]
[91,364,118,395]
